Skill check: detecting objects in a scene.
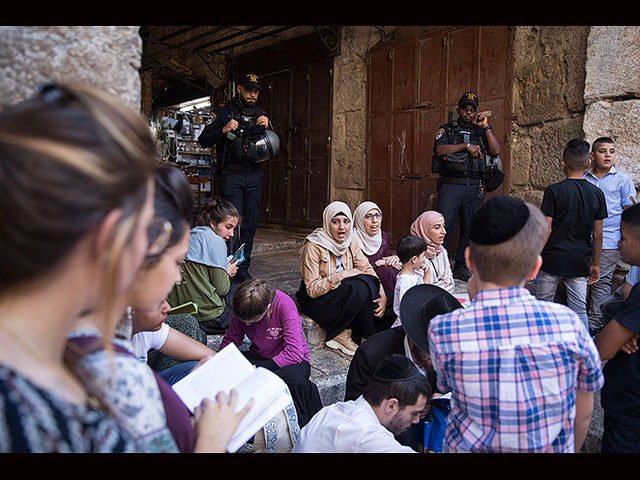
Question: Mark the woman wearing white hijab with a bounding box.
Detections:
[353,201,401,292]
[296,201,388,356]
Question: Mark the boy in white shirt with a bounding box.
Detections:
[131,299,217,384]
[392,235,429,328]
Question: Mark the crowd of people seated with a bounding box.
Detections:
[1,83,638,454]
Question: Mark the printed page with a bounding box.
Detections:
[172,343,255,413]
[225,368,292,453]
[172,343,291,452]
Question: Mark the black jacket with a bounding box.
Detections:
[197,96,270,166]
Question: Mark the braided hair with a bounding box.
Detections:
[231,278,276,323]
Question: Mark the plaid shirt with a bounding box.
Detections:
[428,286,604,453]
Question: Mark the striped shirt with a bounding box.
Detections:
[428,286,604,453]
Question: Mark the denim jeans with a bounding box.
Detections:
[535,270,589,328]
[587,248,620,331]
[158,360,198,385]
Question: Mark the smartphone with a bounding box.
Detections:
[231,243,246,265]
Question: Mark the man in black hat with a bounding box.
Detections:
[198,72,273,283]
[344,284,461,450]
[292,354,432,453]
[432,91,501,282]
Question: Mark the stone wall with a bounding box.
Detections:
[584,26,640,188]
[330,26,598,210]
[509,26,591,206]
[0,26,142,110]
[330,26,388,208]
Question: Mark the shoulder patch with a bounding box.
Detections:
[205,112,216,126]
[435,128,445,140]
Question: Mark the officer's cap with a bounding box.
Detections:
[238,72,262,91]
[458,91,479,109]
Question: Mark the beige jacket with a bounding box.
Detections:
[299,239,378,299]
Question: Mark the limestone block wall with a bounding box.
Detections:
[583,26,640,189]
[0,26,142,111]
[509,26,591,205]
[330,26,388,208]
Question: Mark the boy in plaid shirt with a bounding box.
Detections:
[428,196,604,452]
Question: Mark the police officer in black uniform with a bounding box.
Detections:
[433,91,501,282]
[198,72,273,283]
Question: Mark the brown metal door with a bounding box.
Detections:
[367,26,512,247]
[259,59,331,228]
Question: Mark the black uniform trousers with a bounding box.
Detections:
[436,178,484,266]
[219,163,263,275]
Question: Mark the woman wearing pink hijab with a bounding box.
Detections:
[409,211,455,293]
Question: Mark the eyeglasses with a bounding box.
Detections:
[146,217,173,257]
[364,213,382,220]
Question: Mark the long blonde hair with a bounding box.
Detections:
[0,82,158,341]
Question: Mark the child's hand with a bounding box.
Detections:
[621,334,640,355]
[227,258,240,277]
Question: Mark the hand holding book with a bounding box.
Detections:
[172,343,292,452]
[192,390,254,453]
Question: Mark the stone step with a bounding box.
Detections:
[251,228,308,255]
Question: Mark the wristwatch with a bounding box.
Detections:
[483,125,492,131]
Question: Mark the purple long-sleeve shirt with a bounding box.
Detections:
[220,290,310,368]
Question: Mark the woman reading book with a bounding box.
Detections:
[67,164,251,453]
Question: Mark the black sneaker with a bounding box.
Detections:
[453,263,472,282]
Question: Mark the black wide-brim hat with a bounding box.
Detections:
[399,284,463,354]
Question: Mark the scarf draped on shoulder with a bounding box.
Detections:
[303,201,353,257]
[186,225,228,270]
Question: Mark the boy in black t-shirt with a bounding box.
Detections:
[595,203,640,453]
[535,138,608,328]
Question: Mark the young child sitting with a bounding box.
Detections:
[391,235,429,328]
[535,138,608,328]
[220,278,323,427]
[428,195,604,453]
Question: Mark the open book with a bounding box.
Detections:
[172,343,292,453]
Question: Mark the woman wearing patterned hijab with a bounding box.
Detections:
[409,211,455,293]
[296,202,389,356]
